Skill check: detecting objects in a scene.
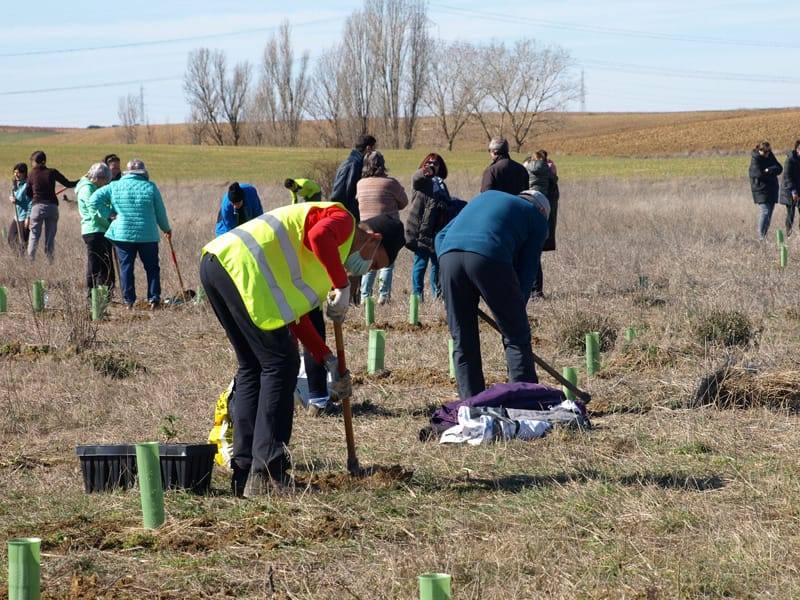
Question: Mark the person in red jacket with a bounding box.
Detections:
[200,202,405,497]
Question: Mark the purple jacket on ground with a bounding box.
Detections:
[428,382,568,434]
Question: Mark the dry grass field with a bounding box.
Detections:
[9,106,800,156]
[2,168,800,598]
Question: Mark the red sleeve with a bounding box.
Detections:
[303,206,355,289]
[288,315,331,363]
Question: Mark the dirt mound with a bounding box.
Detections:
[345,319,448,334]
[691,365,800,410]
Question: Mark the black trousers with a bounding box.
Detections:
[199,254,300,478]
[82,232,115,295]
[440,251,537,399]
[304,307,329,399]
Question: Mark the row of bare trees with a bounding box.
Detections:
[181,0,578,151]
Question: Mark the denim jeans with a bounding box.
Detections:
[758,203,774,240]
[412,249,440,298]
[113,240,161,305]
[360,264,394,300]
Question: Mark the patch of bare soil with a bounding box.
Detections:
[295,464,414,492]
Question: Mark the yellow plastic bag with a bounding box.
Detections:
[208,379,234,469]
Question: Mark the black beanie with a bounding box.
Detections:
[228,182,244,204]
[363,214,406,265]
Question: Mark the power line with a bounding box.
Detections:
[578,59,800,84]
[0,76,182,96]
[431,3,800,50]
[0,16,340,58]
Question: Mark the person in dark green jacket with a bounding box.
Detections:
[77,162,114,297]
[91,158,172,309]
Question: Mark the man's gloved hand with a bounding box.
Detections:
[325,283,351,323]
[330,371,352,400]
[323,354,352,399]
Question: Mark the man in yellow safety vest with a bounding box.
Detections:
[284,178,322,204]
[200,202,405,497]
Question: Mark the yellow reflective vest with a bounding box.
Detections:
[202,202,355,331]
[288,178,322,204]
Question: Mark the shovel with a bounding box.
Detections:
[165,234,194,302]
[333,321,361,475]
[476,307,592,404]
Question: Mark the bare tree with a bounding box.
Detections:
[215,54,251,146]
[186,109,207,145]
[254,22,310,146]
[425,41,482,151]
[477,39,578,152]
[339,9,376,140]
[401,0,431,149]
[184,48,225,145]
[117,93,141,144]
[308,45,348,147]
[363,0,429,149]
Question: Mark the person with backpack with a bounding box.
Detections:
[749,141,783,241]
[405,153,452,301]
[780,140,800,236]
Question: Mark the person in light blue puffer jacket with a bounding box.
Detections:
[91,158,172,309]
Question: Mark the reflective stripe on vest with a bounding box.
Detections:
[202,201,355,331]
[227,227,295,324]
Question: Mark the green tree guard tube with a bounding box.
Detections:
[780,244,788,268]
[91,288,102,321]
[135,442,165,529]
[418,573,452,600]
[8,537,41,600]
[0,286,7,314]
[638,275,649,289]
[31,281,44,313]
[448,338,455,379]
[367,329,386,374]
[409,294,420,326]
[364,296,375,326]
[562,367,578,400]
[777,229,785,245]
[586,332,600,376]
[624,327,636,342]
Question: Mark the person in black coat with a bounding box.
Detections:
[480,138,528,195]
[779,140,800,236]
[749,141,783,241]
[405,153,451,300]
[331,134,376,304]
[524,150,560,298]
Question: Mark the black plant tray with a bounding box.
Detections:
[76,443,217,494]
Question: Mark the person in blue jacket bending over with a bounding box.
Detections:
[435,189,550,400]
[215,182,264,236]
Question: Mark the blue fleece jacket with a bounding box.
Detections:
[214,184,264,236]
[435,190,549,295]
[94,173,171,243]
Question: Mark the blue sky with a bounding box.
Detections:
[1,0,798,127]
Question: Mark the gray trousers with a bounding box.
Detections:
[27,203,59,261]
[440,251,537,399]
